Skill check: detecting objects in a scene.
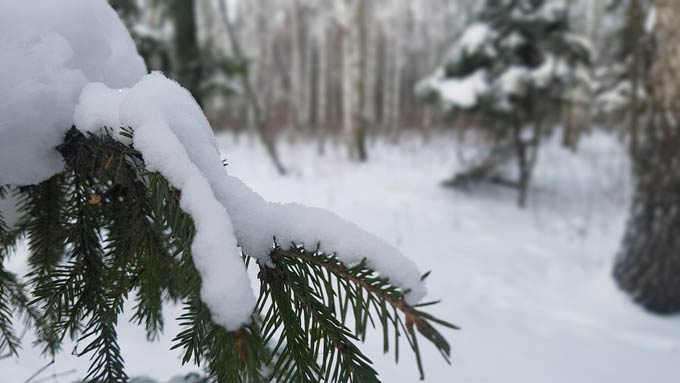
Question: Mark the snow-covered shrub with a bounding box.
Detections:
[417,0,592,206]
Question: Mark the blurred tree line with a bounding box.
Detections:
[109,0,480,169]
[108,0,639,178]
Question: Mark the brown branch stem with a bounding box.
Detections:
[270,248,416,318]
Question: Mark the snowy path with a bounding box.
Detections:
[3,132,680,382]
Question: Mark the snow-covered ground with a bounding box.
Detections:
[4,132,680,382]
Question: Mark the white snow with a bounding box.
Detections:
[419,70,489,109]
[74,84,132,140]
[454,23,495,57]
[424,51,587,112]
[0,0,146,186]
[531,55,569,87]
[105,73,255,330]
[421,55,571,111]
[645,6,657,33]
[496,55,571,97]
[442,22,497,65]
[498,66,529,95]
[501,32,525,49]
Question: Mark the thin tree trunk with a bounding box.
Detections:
[511,117,542,209]
[303,27,315,134]
[628,0,644,159]
[218,0,287,175]
[341,0,368,161]
[587,0,606,41]
[363,5,377,131]
[289,0,303,131]
[381,32,393,132]
[614,0,680,313]
[389,7,404,139]
[170,0,203,105]
[317,28,329,155]
[512,123,530,208]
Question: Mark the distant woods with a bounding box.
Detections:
[110,1,647,180]
[111,0,478,159]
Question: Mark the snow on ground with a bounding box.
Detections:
[4,131,680,382]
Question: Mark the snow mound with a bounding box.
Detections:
[0,0,146,186]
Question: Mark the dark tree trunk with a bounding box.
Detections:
[514,133,530,209]
[170,0,203,106]
[511,120,541,209]
[614,132,680,313]
[614,0,680,314]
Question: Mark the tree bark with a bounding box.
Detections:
[628,0,644,159]
[316,27,329,154]
[341,0,368,161]
[614,0,680,314]
[289,0,303,131]
[511,122,541,209]
[170,0,203,105]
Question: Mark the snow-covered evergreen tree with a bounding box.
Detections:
[419,0,592,206]
[0,1,453,382]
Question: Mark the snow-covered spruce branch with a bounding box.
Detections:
[0,127,454,382]
[1,3,453,379]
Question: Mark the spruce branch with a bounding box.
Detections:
[0,127,456,382]
[0,270,22,357]
[257,245,456,381]
[0,186,21,262]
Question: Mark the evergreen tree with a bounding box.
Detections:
[613,0,680,314]
[419,0,591,206]
[0,126,453,381]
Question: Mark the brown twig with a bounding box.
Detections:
[270,248,418,322]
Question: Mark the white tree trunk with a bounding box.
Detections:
[341,0,367,160]
[289,0,303,130]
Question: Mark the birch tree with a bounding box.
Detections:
[339,0,368,160]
